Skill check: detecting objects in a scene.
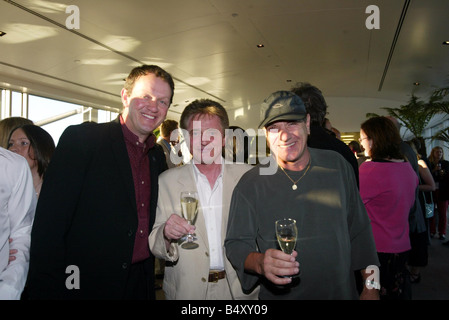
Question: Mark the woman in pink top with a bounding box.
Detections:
[359,117,418,300]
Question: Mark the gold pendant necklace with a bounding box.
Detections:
[279,157,311,190]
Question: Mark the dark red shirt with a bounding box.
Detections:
[120,116,155,263]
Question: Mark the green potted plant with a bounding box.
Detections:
[366,86,449,141]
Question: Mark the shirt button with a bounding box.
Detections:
[141,203,145,207]
[141,181,145,184]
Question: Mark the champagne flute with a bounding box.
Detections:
[180,191,199,249]
[275,218,298,277]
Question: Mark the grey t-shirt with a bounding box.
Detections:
[225,148,379,300]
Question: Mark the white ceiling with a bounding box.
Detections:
[1,0,448,133]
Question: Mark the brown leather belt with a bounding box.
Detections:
[208,270,226,282]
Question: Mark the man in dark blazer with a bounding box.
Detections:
[27,65,174,299]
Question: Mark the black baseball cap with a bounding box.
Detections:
[259,91,307,128]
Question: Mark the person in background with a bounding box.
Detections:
[0,117,33,149]
[359,116,418,299]
[405,139,435,283]
[428,146,449,241]
[157,119,182,168]
[291,83,359,188]
[149,99,258,300]
[8,124,55,197]
[155,119,181,284]
[324,118,335,135]
[26,65,173,299]
[348,140,368,167]
[0,147,36,300]
[224,125,250,164]
[386,117,427,275]
[225,91,379,300]
[331,127,341,140]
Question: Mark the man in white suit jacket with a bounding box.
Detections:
[149,99,258,300]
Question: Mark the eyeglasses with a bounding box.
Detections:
[358,137,368,143]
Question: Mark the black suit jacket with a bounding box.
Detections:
[307,125,359,188]
[27,118,167,299]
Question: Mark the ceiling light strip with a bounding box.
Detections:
[378,0,411,92]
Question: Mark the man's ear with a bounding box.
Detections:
[121,88,129,108]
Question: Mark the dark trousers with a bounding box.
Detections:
[123,258,155,300]
[378,251,411,300]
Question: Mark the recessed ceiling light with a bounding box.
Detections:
[0,31,6,37]
[256,44,264,48]
[413,82,420,86]
[443,41,449,45]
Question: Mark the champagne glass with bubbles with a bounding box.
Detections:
[276,218,298,277]
[180,191,199,249]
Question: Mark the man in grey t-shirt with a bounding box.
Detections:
[224,91,380,300]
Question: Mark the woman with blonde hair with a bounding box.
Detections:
[428,146,449,240]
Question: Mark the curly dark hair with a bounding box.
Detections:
[291,82,328,127]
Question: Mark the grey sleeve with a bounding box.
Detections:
[224,185,260,292]
[346,166,379,271]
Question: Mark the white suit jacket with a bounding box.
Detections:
[149,162,258,300]
[0,148,36,300]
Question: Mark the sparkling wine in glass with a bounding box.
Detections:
[180,191,199,249]
[276,218,297,254]
[276,218,298,278]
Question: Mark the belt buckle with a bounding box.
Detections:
[210,271,220,283]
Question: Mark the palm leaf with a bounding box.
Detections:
[366,88,449,139]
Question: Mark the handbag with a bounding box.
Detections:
[424,192,434,219]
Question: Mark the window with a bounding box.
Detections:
[1,89,119,145]
[11,91,23,117]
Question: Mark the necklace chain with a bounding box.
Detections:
[279,158,311,190]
